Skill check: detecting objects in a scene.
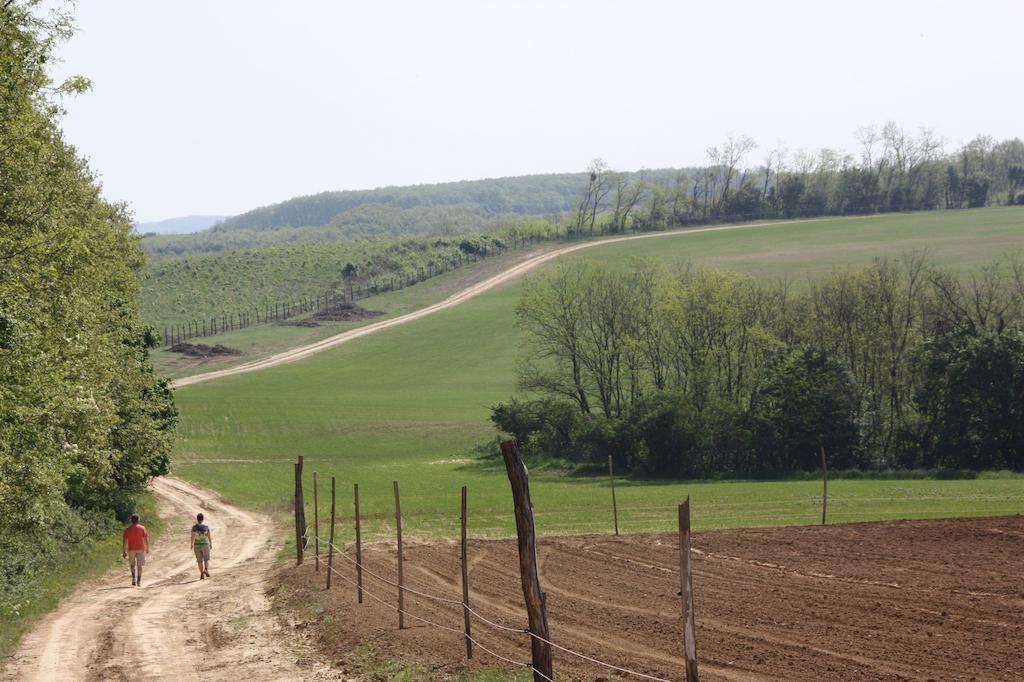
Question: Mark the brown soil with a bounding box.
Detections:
[279,303,385,328]
[169,342,243,357]
[277,516,1024,681]
[312,302,385,322]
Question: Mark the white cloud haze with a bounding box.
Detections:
[53,0,1023,222]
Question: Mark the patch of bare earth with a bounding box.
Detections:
[275,516,1024,681]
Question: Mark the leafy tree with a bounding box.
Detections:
[1,1,175,531]
[749,348,861,472]
[920,331,1024,470]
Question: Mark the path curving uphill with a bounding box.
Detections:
[3,478,335,681]
[171,216,854,389]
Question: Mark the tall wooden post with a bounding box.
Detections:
[313,472,320,572]
[461,486,473,659]
[394,480,405,629]
[608,455,619,536]
[294,456,306,565]
[678,497,699,682]
[354,483,363,603]
[327,476,336,588]
[821,447,828,526]
[500,441,553,682]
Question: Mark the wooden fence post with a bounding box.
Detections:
[313,472,320,572]
[500,441,552,682]
[821,447,828,525]
[461,485,473,659]
[394,480,405,629]
[608,454,619,536]
[678,497,699,682]
[327,476,336,588]
[354,483,363,603]
[294,456,306,565]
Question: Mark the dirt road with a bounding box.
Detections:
[172,215,857,389]
[4,477,337,681]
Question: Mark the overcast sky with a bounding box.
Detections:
[52,0,1022,223]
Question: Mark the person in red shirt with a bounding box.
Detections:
[121,514,150,587]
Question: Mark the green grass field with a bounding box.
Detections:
[153,243,563,379]
[171,208,1024,541]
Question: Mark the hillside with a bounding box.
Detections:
[140,169,679,257]
[217,173,596,230]
[136,215,225,235]
[169,208,1024,528]
[139,230,546,333]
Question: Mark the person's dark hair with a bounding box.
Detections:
[196,513,204,522]
[130,514,140,523]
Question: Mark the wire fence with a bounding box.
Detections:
[314,534,674,682]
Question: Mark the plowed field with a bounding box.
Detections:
[280,516,1024,681]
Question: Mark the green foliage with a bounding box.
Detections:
[218,173,592,230]
[500,255,1024,476]
[917,331,1024,469]
[139,173,605,257]
[749,348,861,470]
[0,0,176,647]
[140,231,525,331]
[0,494,163,658]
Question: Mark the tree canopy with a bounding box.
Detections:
[495,255,1024,476]
[1,1,176,531]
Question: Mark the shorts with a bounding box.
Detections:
[127,550,146,568]
[193,546,211,562]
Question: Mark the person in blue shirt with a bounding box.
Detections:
[190,512,213,580]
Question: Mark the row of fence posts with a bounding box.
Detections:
[164,291,340,347]
[293,444,706,682]
[162,243,523,348]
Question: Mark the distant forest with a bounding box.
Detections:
[143,125,1023,258]
[142,126,1024,333]
[142,171,673,256]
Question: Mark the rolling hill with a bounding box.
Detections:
[168,207,1024,541]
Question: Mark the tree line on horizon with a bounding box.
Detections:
[141,125,1024,332]
[569,126,1024,237]
[494,255,1024,477]
[144,125,1023,259]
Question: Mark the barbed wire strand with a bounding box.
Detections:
[341,550,465,603]
[322,561,553,682]
[316,537,672,682]
[464,604,673,682]
[316,536,465,605]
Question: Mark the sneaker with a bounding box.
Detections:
[200,573,205,580]
[203,569,210,578]
[131,580,136,586]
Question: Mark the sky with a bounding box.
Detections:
[52,0,1023,223]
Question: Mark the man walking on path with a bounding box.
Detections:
[122,514,150,586]
[190,512,213,580]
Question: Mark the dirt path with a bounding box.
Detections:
[4,477,338,682]
[172,215,859,389]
